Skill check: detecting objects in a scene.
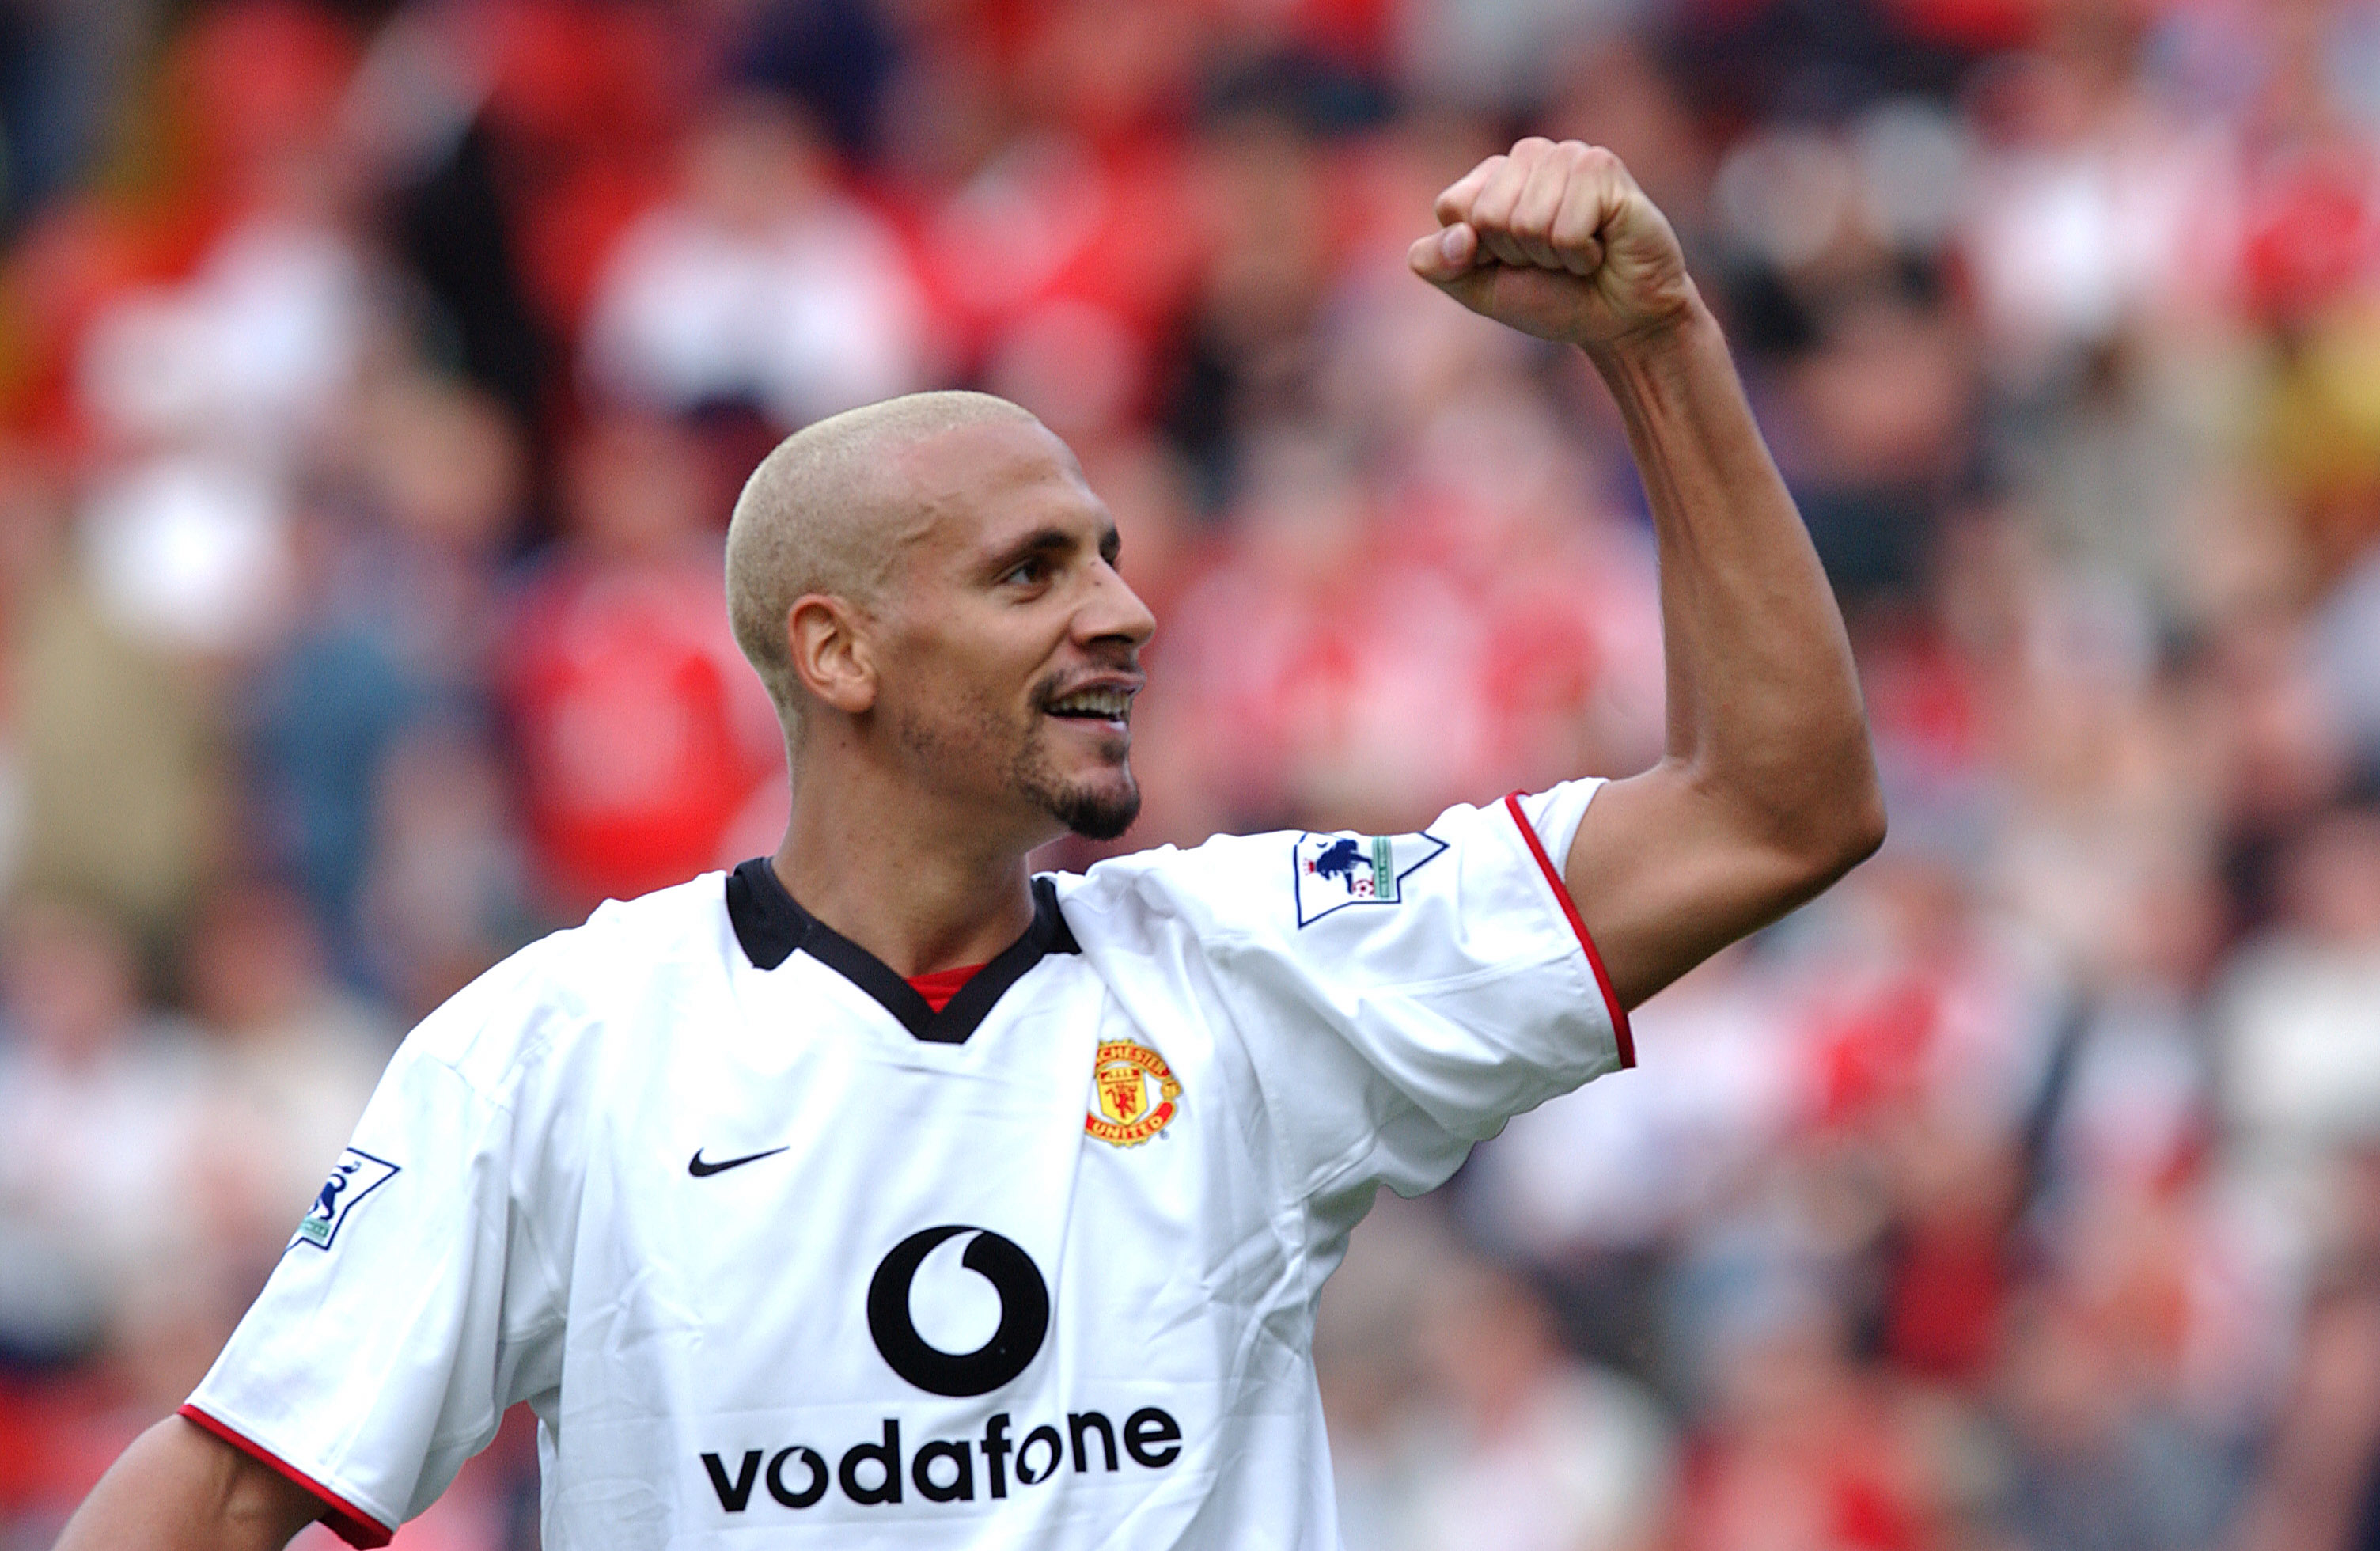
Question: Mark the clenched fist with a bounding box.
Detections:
[1408,138,1697,351]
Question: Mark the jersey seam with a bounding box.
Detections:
[505,1207,571,1353]
[423,1056,571,1431]
[1203,950,1450,1223]
[411,1219,524,1463]
[418,927,623,1102]
[411,983,594,1120]
[1196,955,1355,1316]
[1195,893,1596,1206]
[411,975,583,1377]
[1306,1117,1414,1204]
[493,1126,572,1368]
[351,1056,568,1463]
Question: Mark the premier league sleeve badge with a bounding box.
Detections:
[291,1147,400,1250]
[1290,831,1448,927]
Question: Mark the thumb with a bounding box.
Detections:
[1407,222,1480,285]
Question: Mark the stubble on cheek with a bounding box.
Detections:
[890,689,1015,794]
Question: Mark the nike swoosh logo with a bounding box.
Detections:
[688,1146,789,1178]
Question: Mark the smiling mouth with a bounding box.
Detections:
[1044,685,1135,724]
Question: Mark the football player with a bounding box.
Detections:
[60,138,1882,1550]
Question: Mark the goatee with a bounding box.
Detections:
[1048,780,1141,841]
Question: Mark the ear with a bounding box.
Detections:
[786,594,878,716]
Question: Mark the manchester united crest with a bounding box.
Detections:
[1085,1040,1182,1147]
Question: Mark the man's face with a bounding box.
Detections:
[869,419,1156,844]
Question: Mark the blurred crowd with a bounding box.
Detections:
[0,0,2376,1547]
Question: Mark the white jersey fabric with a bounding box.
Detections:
[184,783,1632,1549]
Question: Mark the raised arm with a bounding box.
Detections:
[55,1416,324,1551]
[1410,138,1885,1009]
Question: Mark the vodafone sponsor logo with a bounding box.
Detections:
[699,1224,1182,1515]
[699,1406,1183,1513]
[867,1226,1048,1397]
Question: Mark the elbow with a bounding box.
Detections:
[1835,779,1889,873]
[1761,788,1883,915]
[1803,749,1887,886]
[1685,728,1888,909]
[1745,741,1885,897]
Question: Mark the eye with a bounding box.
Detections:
[1002,556,1048,587]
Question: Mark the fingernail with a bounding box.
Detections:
[1440,228,1464,263]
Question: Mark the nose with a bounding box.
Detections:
[1076,556,1157,653]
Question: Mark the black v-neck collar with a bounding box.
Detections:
[725,857,1079,1045]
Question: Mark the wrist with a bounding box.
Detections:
[1578,286,1716,374]
[1579,291,1722,411]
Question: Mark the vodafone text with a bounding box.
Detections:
[701,1406,1184,1512]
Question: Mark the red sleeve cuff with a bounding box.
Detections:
[1504,791,1635,1068]
[176,1404,395,1549]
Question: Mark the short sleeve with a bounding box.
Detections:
[1078,781,1632,1204]
[181,955,575,1546]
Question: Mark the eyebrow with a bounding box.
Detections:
[984,523,1122,575]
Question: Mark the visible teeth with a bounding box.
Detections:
[1050,688,1130,717]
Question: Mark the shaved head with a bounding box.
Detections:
[726,387,1152,855]
[726,391,1044,735]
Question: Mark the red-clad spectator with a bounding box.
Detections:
[912,128,1205,408]
[500,415,781,917]
[1166,389,1660,831]
[0,0,363,449]
[2236,0,2380,328]
[1677,1296,1947,1551]
[899,0,1211,428]
[2238,138,2380,327]
[464,0,688,336]
[1877,1114,2019,1384]
[1878,0,2041,55]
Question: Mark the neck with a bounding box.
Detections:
[771,753,1046,980]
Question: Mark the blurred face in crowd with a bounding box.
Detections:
[184,883,324,1037]
[1,901,139,1067]
[864,417,1155,844]
[1416,1259,1563,1423]
[2279,807,2380,946]
[567,417,708,563]
[684,94,828,231]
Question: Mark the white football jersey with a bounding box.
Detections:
[183,783,1631,1549]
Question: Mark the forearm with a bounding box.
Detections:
[1587,298,1878,859]
[56,1416,321,1551]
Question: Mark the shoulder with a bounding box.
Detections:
[400,870,735,1103]
[1048,798,1521,946]
[1047,830,1298,949]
